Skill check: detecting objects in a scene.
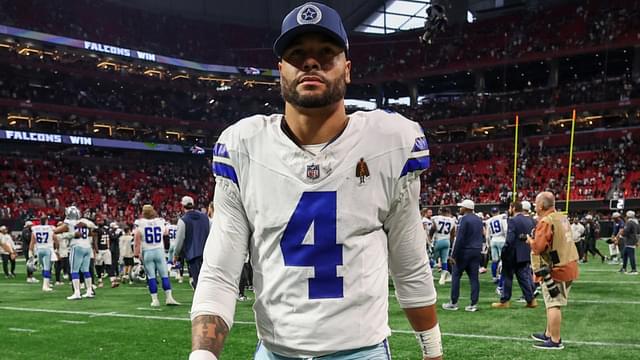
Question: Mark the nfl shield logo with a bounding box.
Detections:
[306,164,320,179]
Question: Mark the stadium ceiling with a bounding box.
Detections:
[105,0,382,32]
[355,0,431,34]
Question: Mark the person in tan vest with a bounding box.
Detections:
[527,191,579,350]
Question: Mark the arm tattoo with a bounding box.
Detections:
[192,315,229,356]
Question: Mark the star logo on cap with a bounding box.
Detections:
[301,8,317,20]
[297,4,322,24]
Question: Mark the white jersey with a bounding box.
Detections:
[32,225,55,250]
[486,215,508,242]
[422,216,432,232]
[65,218,94,248]
[167,224,178,246]
[571,223,585,242]
[192,111,437,357]
[431,215,456,241]
[137,218,166,251]
[0,234,12,255]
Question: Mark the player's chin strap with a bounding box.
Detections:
[188,350,218,360]
[415,323,443,358]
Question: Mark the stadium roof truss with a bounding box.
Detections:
[355,0,430,34]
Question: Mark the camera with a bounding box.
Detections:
[534,266,560,297]
[420,5,448,45]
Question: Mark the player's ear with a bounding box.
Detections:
[344,58,351,85]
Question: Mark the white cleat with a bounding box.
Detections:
[42,287,54,292]
[67,293,82,300]
[82,292,95,299]
[166,297,181,306]
[150,299,161,307]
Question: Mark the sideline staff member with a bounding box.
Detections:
[527,191,579,350]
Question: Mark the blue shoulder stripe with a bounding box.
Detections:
[400,156,430,177]
[213,143,230,158]
[213,162,238,185]
[412,136,429,152]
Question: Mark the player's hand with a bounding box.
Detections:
[447,256,456,265]
[173,256,179,265]
[10,252,16,260]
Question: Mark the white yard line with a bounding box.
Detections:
[136,307,162,311]
[8,327,37,333]
[1,306,638,348]
[59,320,87,324]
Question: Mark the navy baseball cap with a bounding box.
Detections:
[273,2,349,58]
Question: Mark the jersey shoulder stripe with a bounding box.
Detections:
[213,161,239,185]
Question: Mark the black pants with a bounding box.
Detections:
[110,246,120,276]
[55,257,69,282]
[238,262,253,296]
[451,251,481,305]
[23,245,33,277]
[585,238,605,260]
[187,256,203,290]
[622,247,637,271]
[1,254,16,276]
[575,241,586,260]
[500,262,534,303]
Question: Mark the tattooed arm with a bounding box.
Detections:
[189,179,251,358]
[191,315,229,357]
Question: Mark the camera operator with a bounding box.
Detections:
[526,191,579,350]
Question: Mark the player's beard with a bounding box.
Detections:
[281,72,346,108]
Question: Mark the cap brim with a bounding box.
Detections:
[274,24,346,58]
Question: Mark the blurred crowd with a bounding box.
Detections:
[0,148,214,224]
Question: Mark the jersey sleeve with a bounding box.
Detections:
[384,173,437,309]
[211,128,240,188]
[399,131,430,179]
[190,177,251,330]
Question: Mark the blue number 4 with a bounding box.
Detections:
[281,192,343,299]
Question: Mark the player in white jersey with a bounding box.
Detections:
[30,216,58,291]
[134,205,180,307]
[166,219,183,283]
[430,208,456,285]
[190,4,442,360]
[55,206,97,300]
[486,207,508,282]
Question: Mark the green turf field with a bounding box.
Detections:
[1,241,638,359]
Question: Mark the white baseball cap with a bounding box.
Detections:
[24,221,33,227]
[626,210,636,218]
[457,199,475,210]
[181,196,194,206]
[521,201,532,211]
[612,212,621,218]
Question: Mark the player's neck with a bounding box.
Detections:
[284,101,348,145]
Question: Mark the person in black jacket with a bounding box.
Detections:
[443,199,484,312]
[620,210,639,274]
[492,201,537,308]
[174,196,210,289]
[21,221,38,282]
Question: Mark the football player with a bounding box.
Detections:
[54,220,71,285]
[486,207,508,282]
[430,208,456,285]
[166,218,183,283]
[119,226,135,284]
[134,205,180,307]
[95,221,118,288]
[55,206,97,300]
[30,216,58,291]
[190,3,442,360]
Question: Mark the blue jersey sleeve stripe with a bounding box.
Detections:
[412,136,429,152]
[212,143,230,158]
[213,162,238,184]
[400,156,430,177]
